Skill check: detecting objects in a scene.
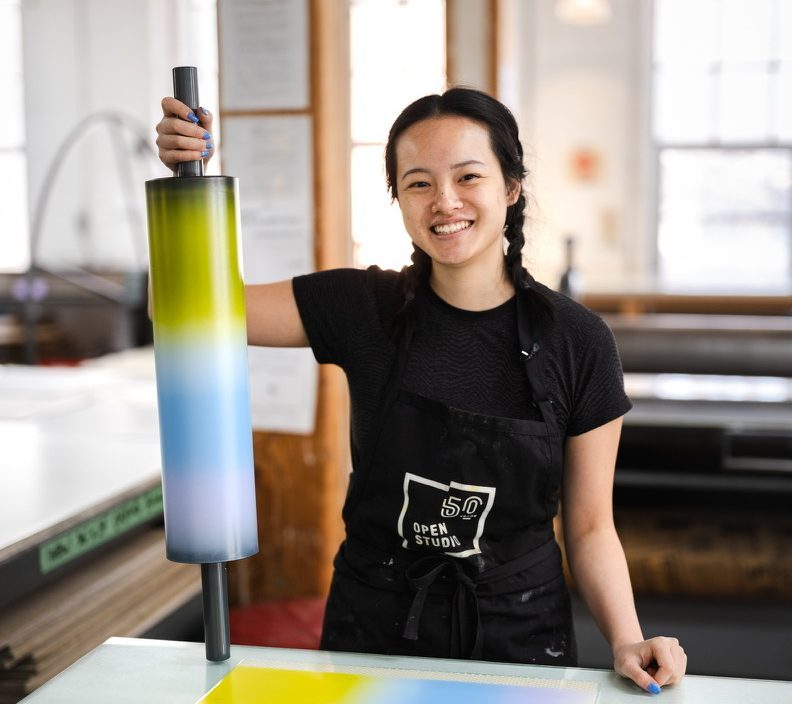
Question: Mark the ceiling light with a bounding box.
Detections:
[555,0,612,25]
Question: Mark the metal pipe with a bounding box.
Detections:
[201,562,230,662]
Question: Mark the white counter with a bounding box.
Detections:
[19,637,792,704]
[0,349,162,564]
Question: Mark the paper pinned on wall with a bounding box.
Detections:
[218,0,309,111]
[221,115,314,284]
[221,114,317,435]
[246,348,317,435]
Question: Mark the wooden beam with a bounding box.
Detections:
[227,0,350,605]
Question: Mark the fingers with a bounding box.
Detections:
[614,637,687,695]
[652,637,687,687]
[615,649,662,695]
[159,97,213,136]
[196,106,213,131]
[156,98,215,172]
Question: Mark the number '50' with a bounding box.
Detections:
[441,495,484,518]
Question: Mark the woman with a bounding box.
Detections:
[156,87,686,693]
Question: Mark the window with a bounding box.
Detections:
[183,0,220,176]
[0,1,219,275]
[350,0,446,270]
[652,0,792,292]
[0,0,30,273]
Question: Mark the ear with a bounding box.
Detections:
[506,179,521,206]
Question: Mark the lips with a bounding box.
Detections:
[431,220,473,235]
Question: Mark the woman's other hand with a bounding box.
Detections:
[614,636,687,694]
[155,97,214,173]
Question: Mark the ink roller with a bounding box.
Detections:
[145,67,258,662]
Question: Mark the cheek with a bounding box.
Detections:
[398,201,423,233]
[398,207,418,240]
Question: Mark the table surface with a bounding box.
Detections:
[18,637,792,704]
[0,349,161,561]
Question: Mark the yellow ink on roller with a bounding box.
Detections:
[146,175,258,564]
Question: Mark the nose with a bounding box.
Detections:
[431,185,462,214]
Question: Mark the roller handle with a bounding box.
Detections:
[173,66,204,178]
[201,563,230,661]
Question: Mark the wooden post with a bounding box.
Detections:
[227,0,351,605]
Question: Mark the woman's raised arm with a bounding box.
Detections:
[245,281,309,348]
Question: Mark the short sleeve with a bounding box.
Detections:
[565,312,632,436]
[292,266,403,369]
[292,268,368,366]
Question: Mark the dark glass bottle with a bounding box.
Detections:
[559,235,580,299]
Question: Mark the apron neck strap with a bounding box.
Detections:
[516,288,559,436]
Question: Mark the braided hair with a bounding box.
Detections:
[384,87,554,341]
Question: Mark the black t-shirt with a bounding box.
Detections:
[292,266,631,469]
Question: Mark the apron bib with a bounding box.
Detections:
[321,289,577,665]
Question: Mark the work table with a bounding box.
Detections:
[19,637,792,704]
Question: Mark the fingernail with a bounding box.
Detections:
[202,131,211,140]
[200,107,210,116]
[647,682,661,695]
[187,111,199,123]
[201,150,209,158]
[206,142,214,150]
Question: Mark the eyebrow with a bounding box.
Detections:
[400,160,487,181]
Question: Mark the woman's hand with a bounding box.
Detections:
[613,636,687,694]
[155,97,214,172]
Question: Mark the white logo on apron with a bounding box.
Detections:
[396,473,496,558]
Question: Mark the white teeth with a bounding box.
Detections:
[432,220,471,235]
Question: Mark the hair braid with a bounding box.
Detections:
[390,244,432,341]
[504,191,531,291]
[503,190,555,330]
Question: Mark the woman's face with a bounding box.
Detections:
[394,115,519,276]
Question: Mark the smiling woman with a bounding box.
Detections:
[155,86,687,694]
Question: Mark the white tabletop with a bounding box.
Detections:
[0,349,162,561]
[18,637,792,704]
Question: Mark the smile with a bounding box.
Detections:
[431,220,473,235]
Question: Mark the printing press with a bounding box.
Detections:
[604,314,792,600]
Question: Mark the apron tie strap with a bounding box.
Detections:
[402,556,482,659]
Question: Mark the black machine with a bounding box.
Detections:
[610,314,792,512]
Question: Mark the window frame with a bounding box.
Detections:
[0,0,30,274]
[647,0,792,293]
[349,0,447,271]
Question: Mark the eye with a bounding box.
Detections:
[460,173,481,183]
[405,180,430,189]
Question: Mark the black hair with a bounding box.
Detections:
[384,86,554,341]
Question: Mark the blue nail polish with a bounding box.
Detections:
[201,150,209,158]
[202,131,211,140]
[200,107,209,116]
[206,143,214,150]
[647,682,661,695]
[187,111,199,123]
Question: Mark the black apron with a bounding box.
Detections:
[320,288,577,666]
